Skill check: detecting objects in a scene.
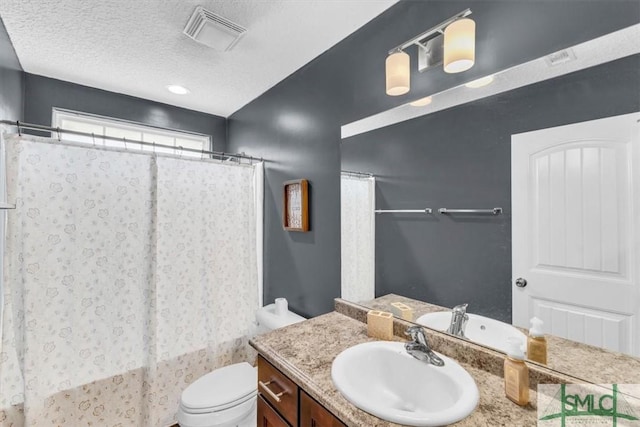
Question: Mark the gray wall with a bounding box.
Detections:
[341,55,640,322]
[227,0,639,318]
[23,74,228,151]
[0,17,23,122]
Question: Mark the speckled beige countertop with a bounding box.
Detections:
[250,312,539,427]
[362,294,640,384]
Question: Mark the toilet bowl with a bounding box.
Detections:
[177,362,257,427]
[177,301,305,427]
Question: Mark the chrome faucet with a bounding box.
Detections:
[447,303,469,338]
[404,326,445,367]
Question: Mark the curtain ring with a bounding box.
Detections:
[178,146,183,158]
[122,137,127,150]
[16,120,21,136]
[152,141,156,154]
[57,127,61,141]
[91,132,96,147]
[201,149,205,160]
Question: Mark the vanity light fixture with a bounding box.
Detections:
[385,9,475,96]
[409,96,433,107]
[443,18,476,73]
[385,50,411,96]
[166,85,190,95]
[464,75,494,88]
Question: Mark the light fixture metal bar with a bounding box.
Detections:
[388,8,472,55]
[417,35,445,72]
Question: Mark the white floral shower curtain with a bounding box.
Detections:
[340,174,375,303]
[0,133,261,426]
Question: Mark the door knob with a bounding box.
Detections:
[515,278,527,288]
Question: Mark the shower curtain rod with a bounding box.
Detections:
[341,170,374,178]
[0,120,263,163]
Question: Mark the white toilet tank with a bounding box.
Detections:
[256,299,305,334]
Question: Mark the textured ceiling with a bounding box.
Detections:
[0,0,397,117]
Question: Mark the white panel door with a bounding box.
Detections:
[512,112,640,356]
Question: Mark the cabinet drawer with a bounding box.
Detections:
[258,395,289,427]
[300,390,346,427]
[257,355,298,426]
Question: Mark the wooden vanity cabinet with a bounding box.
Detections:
[257,355,346,427]
[258,356,299,425]
[258,395,289,427]
[300,390,347,427]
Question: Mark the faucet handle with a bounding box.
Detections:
[404,326,445,367]
[405,325,423,341]
[405,326,429,347]
[452,303,469,313]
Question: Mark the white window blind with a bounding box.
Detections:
[52,109,211,158]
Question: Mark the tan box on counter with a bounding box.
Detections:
[367,310,394,340]
[390,302,414,321]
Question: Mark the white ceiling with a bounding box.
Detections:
[0,0,397,117]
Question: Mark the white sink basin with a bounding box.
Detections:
[331,341,479,426]
[416,312,527,355]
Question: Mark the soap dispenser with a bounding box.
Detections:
[504,337,529,406]
[527,317,547,365]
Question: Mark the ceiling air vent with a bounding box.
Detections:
[545,48,577,67]
[183,6,246,51]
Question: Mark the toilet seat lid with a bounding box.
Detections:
[181,362,257,411]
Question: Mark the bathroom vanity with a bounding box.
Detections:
[249,303,573,427]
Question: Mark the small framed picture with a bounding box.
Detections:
[283,179,309,232]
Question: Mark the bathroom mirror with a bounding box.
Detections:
[339,24,640,385]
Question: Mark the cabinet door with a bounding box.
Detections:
[300,390,346,427]
[257,395,289,427]
[258,356,299,426]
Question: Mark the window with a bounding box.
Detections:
[52,109,212,158]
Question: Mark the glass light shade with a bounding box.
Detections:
[409,96,432,107]
[385,51,410,96]
[443,18,476,73]
[465,75,494,88]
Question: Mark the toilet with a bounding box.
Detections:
[177,301,305,427]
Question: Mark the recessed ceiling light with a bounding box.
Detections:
[464,75,494,88]
[166,85,190,95]
[409,96,433,107]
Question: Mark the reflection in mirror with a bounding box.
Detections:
[339,24,640,384]
[416,308,527,356]
[340,170,376,302]
[362,295,640,385]
[342,24,639,140]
